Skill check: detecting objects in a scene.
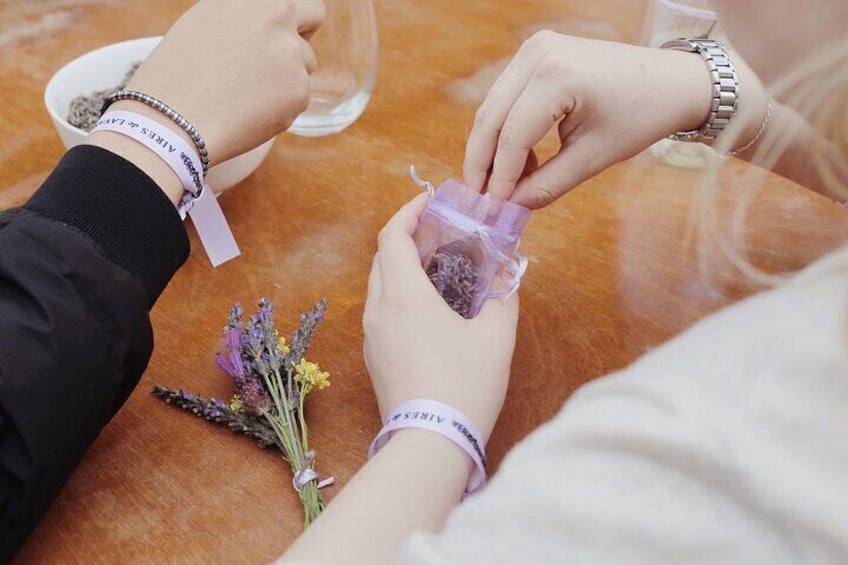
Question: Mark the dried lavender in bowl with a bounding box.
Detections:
[67,62,141,132]
[426,245,480,319]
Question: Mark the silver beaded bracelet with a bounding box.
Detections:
[101,90,210,174]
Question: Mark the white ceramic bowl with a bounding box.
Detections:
[44,36,275,193]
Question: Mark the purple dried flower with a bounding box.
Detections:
[241,359,257,376]
[245,299,281,358]
[257,298,275,332]
[214,324,273,414]
[239,331,252,348]
[287,299,328,366]
[426,248,479,319]
[253,356,271,378]
[151,386,277,448]
[226,303,244,331]
[240,376,273,416]
[216,328,246,383]
[247,332,261,353]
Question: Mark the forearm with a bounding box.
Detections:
[729,100,846,202]
[281,429,473,564]
[0,145,189,559]
[695,49,845,201]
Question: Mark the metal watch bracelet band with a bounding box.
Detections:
[661,38,739,144]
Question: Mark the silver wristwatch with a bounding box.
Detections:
[661,38,739,144]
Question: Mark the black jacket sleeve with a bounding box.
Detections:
[0,144,190,561]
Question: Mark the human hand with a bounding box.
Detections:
[363,194,519,442]
[463,32,719,208]
[125,0,325,164]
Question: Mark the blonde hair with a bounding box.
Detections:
[697,34,848,286]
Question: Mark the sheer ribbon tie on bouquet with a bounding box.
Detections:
[293,450,335,493]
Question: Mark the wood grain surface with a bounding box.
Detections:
[2,0,847,562]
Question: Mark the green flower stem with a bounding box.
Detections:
[261,348,316,520]
[260,373,296,458]
[277,388,303,462]
[285,367,295,404]
[298,388,310,453]
[272,367,288,407]
[264,411,324,527]
[295,389,324,528]
[261,373,283,410]
[260,366,318,526]
[271,368,310,484]
[263,411,295,464]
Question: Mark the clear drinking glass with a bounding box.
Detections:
[641,0,722,168]
[288,0,379,137]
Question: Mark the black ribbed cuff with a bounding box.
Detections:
[25,144,190,305]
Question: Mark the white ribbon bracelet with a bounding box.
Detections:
[368,398,487,496]
[92,110,240,267]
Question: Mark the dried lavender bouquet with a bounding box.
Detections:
[153,298,333,528]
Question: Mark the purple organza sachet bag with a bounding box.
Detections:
[412,175,532,319]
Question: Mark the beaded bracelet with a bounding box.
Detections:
[91,109,240,267]
[101,90,210,174]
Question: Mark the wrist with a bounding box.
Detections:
[84,99,198,207]
[723,51,770,155]
[85,132,182,207]
[107,99,199,152]
[662,49,716,134]
[369,398,488,495]
[662,41,770,152]
[86,105,241,266]
[387,428,475,485]
[377,428,474,508]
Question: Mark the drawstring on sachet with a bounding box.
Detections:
[410,164,436,196]
[479,230,528,300]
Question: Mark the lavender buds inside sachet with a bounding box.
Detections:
[413,180,531,319]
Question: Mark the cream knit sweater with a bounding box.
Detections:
[400,247,848,564]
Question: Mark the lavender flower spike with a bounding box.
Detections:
[151,386,277,448]
[287,299,328,366]
[226,303,244,330]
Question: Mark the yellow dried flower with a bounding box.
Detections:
[294,358,330,394]
[279,336,291,354]
[229,395,244,413]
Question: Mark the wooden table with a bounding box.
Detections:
[2,0,847,562]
